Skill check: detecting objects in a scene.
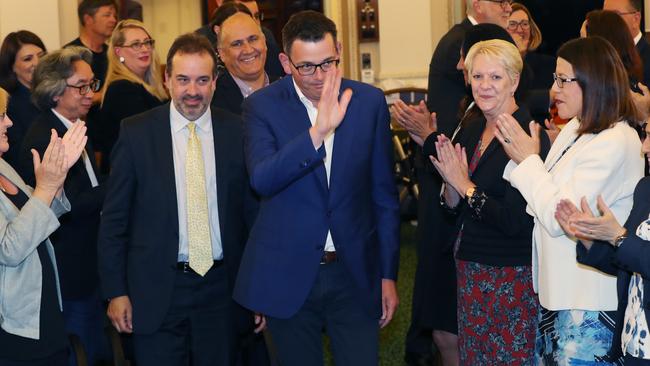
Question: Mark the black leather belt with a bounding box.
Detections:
[320,251,338,264]
[176,260,224,273]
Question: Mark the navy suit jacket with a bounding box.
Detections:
[637,36,650,87]
[576,176,650,359]
[427,18,473,136]
[97,104,255,333]
[233,76,400,319]
[18,110,105,300]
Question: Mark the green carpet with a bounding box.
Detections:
[323,222,418,365]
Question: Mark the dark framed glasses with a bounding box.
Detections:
[288,58,340,76]
[553,73,578,88]
[66,79,101,95]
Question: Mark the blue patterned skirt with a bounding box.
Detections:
[536,307,624,365]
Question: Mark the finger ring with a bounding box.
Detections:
[504,138,511,144]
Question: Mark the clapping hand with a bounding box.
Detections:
[61,121,88,169]
[32,130,67,205]
[495,114,540,164]
[555,198,586,239]
[555,195,625,248]
[570,196,625,244]
[429,135,471,194]
[390,100,437,146]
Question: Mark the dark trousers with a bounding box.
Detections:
[132,264,235,366]
[266,261,379,366]
[63,291,110,366]
[625,354,650,365]
[0,350,67,366]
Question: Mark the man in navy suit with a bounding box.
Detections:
[603,0,650,86]
[98,33,256,366]
[233,10,400,365]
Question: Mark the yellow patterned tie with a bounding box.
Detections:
[186,122,213,276]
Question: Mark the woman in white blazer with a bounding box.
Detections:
[495,36,644,364]
[0,87,87,366]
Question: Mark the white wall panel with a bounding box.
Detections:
[0,0,63,50]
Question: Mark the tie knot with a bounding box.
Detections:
[187,122,197,135]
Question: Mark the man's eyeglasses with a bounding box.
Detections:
[288,58,340,76]
[66,79,101,95]
[121,39,155,51]
[480,0,513,10]
[553,73,579,88]
[507,20,530,31]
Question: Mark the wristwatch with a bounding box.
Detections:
[465,186,476,200]
[613,228,628,248]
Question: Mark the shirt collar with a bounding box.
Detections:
[634,31,642,45]
[292,77,316,109]
[231,72,270,99]
[467,15,479,26]
[51,108,80,129]
[169,101,212,134]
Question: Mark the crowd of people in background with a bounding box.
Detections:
[394,0,650,365]
[3,0,650,365]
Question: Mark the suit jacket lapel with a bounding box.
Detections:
[211,110,229,237]
[151,105,179,235]
[637,37,648,54]
[329,87,356,193]
[219,72,245,113]
[543,118,580,171]
[283,77,328,194]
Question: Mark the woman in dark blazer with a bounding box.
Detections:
[98,19,167,172]
[555,121,650,364]
[425,39,550,364]
[0,31,47,168]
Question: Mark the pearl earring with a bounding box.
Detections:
[119,56,125,63]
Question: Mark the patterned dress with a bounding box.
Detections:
[457,260,538,364]
[535,307,622,365]
[455,140,538,365]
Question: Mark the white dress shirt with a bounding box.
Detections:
[169,103,223,261]
[50,109,99,187]
[293,79,335,252]
[232,72,270,99]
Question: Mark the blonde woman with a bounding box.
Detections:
[98,19,167,171]
[429,39,550,364]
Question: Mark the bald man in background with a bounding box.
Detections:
[196,0,284,77]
